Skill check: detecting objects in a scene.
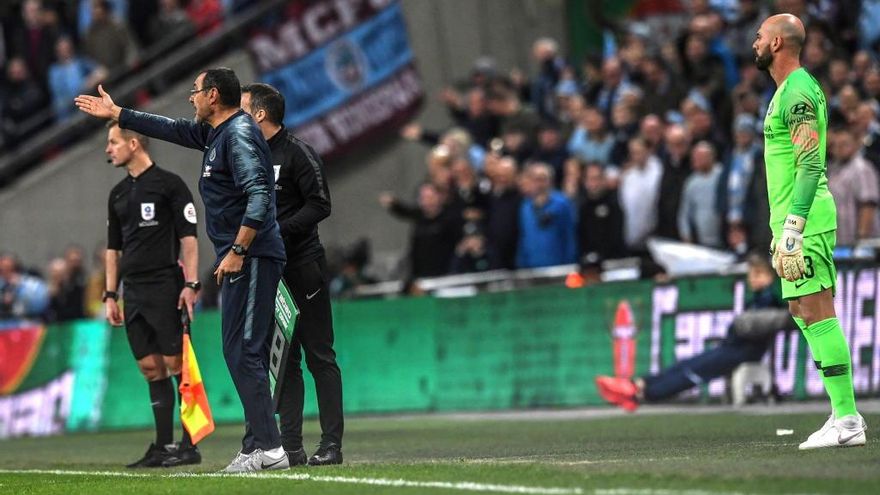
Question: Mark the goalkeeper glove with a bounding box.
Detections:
[775,214,806,282]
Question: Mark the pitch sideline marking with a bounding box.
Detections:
[0,469,583,495]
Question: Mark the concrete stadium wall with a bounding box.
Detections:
[0,0,566,274]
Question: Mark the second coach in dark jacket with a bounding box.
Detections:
[242,83,344,466]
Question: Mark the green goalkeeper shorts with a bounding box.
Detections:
[781,230,837,300]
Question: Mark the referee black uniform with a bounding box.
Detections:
[269,127,344,464]
[108,164,196,362]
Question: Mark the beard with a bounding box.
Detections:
[755,51,772,71]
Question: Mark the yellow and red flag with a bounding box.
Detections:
[179,313,214,444]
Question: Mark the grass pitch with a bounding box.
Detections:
[2,403,878,494]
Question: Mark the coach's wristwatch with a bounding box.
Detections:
[230,243,248,256]
[184,281,202,292]
[102,290,118,302]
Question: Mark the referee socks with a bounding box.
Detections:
[148,377,175,447]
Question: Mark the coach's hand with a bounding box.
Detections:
[178,287,197,321]
[214,251,244,285]
[775,214,807,282]
[105,299,124,327]
[74,84,121,120]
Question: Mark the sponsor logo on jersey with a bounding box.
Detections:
[209,147,216,162]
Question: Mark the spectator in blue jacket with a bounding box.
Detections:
[48,36,105,120]
[516,162,576,268]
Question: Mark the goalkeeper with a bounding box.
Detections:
[753,14,865,449]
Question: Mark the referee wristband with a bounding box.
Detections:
[102,290,118,302]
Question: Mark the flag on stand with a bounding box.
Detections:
[179,311,214,444]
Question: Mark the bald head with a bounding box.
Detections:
[764,14,806,51]
[753,13,805,72]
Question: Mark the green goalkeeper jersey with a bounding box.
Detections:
[763,67,836,239]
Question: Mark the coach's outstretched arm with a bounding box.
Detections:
[75,85,210,151]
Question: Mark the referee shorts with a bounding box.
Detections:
[122,268,185,360]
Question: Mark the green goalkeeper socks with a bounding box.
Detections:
[809,317,858,418]
[792,316,821,368]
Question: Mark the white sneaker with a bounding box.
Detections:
[799,414,867,450]
[223,447,289,473]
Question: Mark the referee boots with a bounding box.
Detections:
[126,443,176,468]
[286,447,308,466]
[162,443,202,467]
[308,443,343,466]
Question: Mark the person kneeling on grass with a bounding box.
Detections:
[596,253,788,412]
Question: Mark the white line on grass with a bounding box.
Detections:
[0,469,583,495]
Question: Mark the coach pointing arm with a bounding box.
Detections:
[75,85,211,151]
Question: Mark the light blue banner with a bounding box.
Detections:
[262,2,414,128]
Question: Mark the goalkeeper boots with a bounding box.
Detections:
[798,414,867,450]
[126,443,176,468]
[594,376,639,412]
[308,443,343,466]
[162,443,202,467]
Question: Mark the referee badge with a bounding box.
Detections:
[141,203,155,221]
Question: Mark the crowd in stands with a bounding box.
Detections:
[0,245,103,322]
[0,0,259,149]
[382,0,880,287]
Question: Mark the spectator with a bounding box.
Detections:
[638,114,665,155]
[827,129,880,245]
[0,253,49,319]
[46,257,85,322]
[637,55,687,121]
[516,162,576,268]
[529,37,566,120]
[186,0,224,36]
[2,58,49,146]
[486,81,541,150]
[725,114,767,255]
[577,162,625,261]
[484,155,521,270]
[725,0,767,63]
[530,121,570,186]
[450,232,493,274]
[77,0,126,37]
[609,102,640,166]
[678,141,723,248]
[655,124,692,240]
[618,137,662,253]
[149,0,194,47]
[593,57,636,122]
[328,239,376,299]
[567,106,615,167]
[853,101,880,171]
[83,0,135,73]
[48,36,106,120]
[11,0,57,89]
[379,183,462,279]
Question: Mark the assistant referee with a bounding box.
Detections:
[103,121,202,468]
[241,83,344,466]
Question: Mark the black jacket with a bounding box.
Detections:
[267,127,331,267]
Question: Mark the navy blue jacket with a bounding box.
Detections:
[119,108,286,265]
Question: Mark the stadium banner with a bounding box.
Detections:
[247,0,424,160]
[3,264,880,437]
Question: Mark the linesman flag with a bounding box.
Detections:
[179,311,214,444]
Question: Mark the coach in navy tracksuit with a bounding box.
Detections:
[75,69,290,473]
